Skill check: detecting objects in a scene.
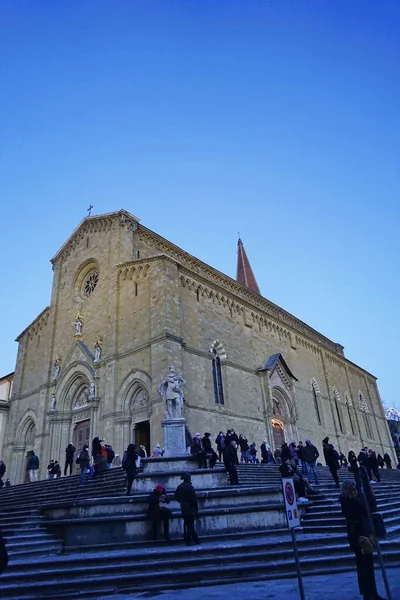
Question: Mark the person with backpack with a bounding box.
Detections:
[215,432,225,461]
[322,437,340,488]
[76,444,94,486]
[104,444,115,469]
[64,443,76,476]
[302,439,320,484]
[122,443,138,495]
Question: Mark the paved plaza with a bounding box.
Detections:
[97,567,399,600]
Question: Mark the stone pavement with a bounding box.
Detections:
[97,567,400,600]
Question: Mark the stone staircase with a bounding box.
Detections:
[0,464,399,599]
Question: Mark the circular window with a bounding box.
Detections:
[82,269,99,298]
[74,261,99,302]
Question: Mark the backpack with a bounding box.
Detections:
[75,454,81,465]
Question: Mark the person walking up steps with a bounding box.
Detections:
[322,437,340,488]
[64,443,76,476]
[302,440,319,484]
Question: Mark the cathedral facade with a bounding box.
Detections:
[2,209,394,482]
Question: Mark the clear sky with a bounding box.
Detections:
[1,1,399,409]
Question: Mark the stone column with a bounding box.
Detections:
[12,445,27,484]
[162,418,187,457]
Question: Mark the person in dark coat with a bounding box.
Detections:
[91,437,107,475]
[383,453,392,469]
[223,441,239,485]
[348,451,377,513]
[238,435,249,463]
[340,480,385,600]
[367,450,380,483]
[281,443,291,464]
[202,433,218,468]
[27,451,39,482]
[215,432,225,461]
[322,437,340,488]
[147,484,172,541]
[260,442,268,463]
[122,443,138,495]
[174,472,199,545]
[191,433,206,469]
[64,443,76,476]
[104,444,115,469]
[77,444,94,486]
[53,461,62,478]
[0,461,6,487]
[358,447,372,481]
[0,530,8,575]
[274,447,282,465]
[302,440,320,484]
[377,454,385,469]
[185,427,193,455]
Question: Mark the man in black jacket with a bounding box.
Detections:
[322,437,340,488]
[223,441,239,485]
[175,473,199,545]
[302,440,320,484]
[64,443,76,476]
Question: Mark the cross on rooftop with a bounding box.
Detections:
[87,205,93,217]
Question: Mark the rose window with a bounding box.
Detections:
[82,270,99,298]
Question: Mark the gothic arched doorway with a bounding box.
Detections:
[24,420,36,483]
[272,418,285,450]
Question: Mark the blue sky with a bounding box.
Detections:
[0,1,399,409]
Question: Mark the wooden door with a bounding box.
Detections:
[73,419,90,456]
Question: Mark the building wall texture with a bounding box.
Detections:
[2,210,395,482]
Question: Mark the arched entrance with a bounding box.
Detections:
[130,387,150,455]
[271,418,285,450]
[20,418,36,483]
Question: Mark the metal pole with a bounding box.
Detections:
[291,527,305,600]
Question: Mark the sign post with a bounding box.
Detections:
[281,477,305,600]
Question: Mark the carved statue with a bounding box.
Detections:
[53,355,61,380]
[157,365,186,419]
[94,337,103,363]
[73,311,84,336]
[50,393,56,412]
[89,381,96,399]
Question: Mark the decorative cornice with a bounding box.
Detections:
[138,226,346,356]
[16,306,51,342]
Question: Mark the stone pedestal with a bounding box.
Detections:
[162,418,187,457]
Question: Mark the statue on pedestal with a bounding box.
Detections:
[53,355,61,380]
[93,337,103,363]
[89,381,96,400]
[157,365,186,419]
[50,393,56,412]
[73,311,84,337]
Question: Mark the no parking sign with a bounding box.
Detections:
[282,477,300,528]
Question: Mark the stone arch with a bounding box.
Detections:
[56,361,94,413]
[210,340,227,360]
[271,386,293,423]
[117,369,152,415]
[359,391,373,439]
[116,369,152,452]
[16,411,38,447]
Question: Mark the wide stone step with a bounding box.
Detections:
[1,542,399,599]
